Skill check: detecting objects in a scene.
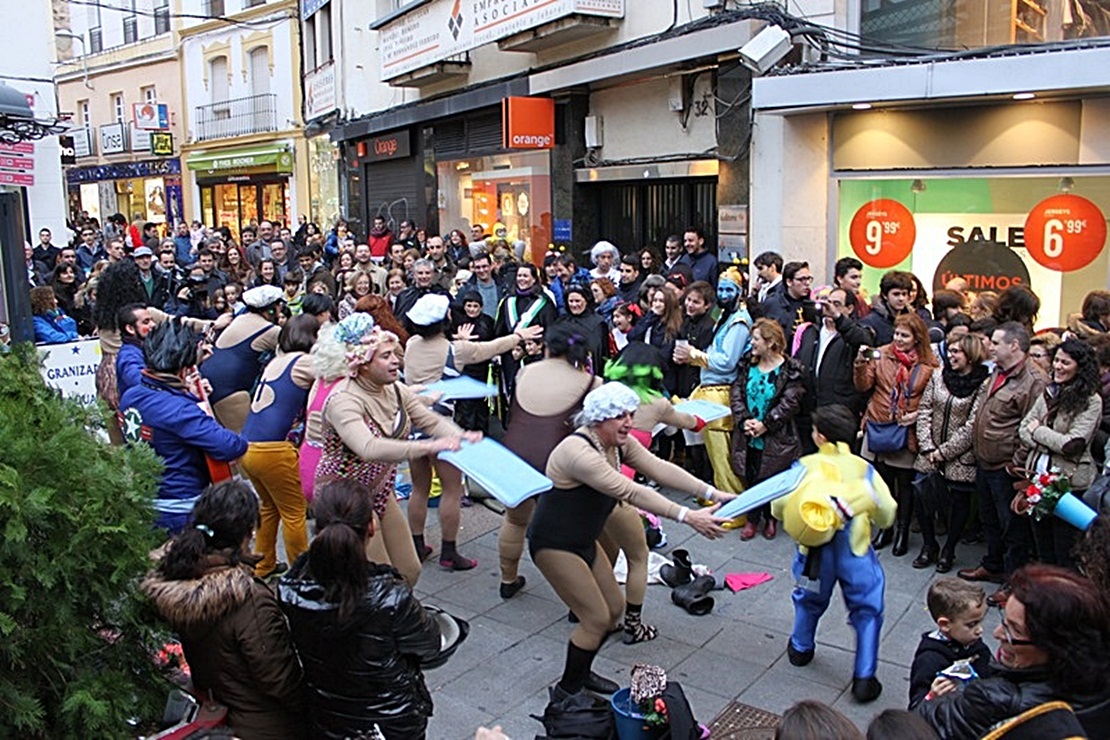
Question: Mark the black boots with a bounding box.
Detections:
[912,545,939,569]
[852,676,883,702]
[671,575,716,616]
[892,494,914,557]
[660,549,694,588]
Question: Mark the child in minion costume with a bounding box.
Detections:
[771,404,897,703]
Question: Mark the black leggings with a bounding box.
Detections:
[917,478,974,554]
[875,462,914,528]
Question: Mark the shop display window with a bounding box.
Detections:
[201,179,290,242]
[837,175,1110,329]
[437,150,551,263]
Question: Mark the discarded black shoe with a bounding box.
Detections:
[671,574,716,616]
[660,548,694,588]
[583,671,619,696]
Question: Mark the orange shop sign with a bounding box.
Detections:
[502,97,555,150]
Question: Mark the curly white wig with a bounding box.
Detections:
[575,382,641,426]
[311,315,398,380]
[590,240,619,266]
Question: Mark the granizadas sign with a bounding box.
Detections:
[376,0,624,80]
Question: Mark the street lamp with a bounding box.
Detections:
[54,31,93,90]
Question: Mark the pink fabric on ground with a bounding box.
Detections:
[724,572,773,592]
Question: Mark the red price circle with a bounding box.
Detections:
[1023,194,1106,272]
[848,199,916,269]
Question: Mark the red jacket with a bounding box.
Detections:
[368,230,392,259]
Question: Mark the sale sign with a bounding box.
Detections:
[1023,194,1107,272]
[848,198,916,268]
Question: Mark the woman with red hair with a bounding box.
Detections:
[917,564,1110,737]
[855,312,938,556]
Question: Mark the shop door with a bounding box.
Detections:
[594,179,717,252]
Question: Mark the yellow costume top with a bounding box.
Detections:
[771,441,897,556]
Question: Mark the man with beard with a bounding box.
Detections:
[116,303,157,399]
[673,266,752,493]
[367,215,393,262]
[352,243,388,294]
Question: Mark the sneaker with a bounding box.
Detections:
[256,561,288,581]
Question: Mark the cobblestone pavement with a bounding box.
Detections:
[402,491,984,739]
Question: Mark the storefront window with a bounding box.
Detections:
[861,0,1106,49]
[837,175,1110,329]
[437,150,551,263]
[202,178,291,242]
[308,136,340,228]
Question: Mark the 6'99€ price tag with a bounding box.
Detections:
[1023,194,1107,272]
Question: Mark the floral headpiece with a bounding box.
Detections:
[332,313,398,375]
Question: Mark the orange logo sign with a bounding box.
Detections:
[502,97,555,150]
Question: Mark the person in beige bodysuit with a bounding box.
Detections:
[402,293,542,570]
[497,323,602,600]
[312,313,478,588]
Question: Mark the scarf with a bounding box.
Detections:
[890,346,919,410]
[942,363,989,399]
[369,225,390,238]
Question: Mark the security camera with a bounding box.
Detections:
[738,25,792,75]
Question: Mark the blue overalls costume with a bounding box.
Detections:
[771,441,897,688]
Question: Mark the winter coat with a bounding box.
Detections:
[916,662,1110,740]
[760,289,816,338]
[908,631,992,710]
[729,354,806,482]
[792,314,874,417]
[278,557,443,740]
[855,344,937,453]
[32,311,79,344]
[555,310,609,373]
[972,361,1046,471]
[1019,388,1103,490]
[118,372,248,531]
[915,369,988,483]
[141,562,304,739]
[859,299,907,347]
[675,311,715,397]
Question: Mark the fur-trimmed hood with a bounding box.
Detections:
[142,565,255,631]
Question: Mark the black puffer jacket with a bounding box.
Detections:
[916,662,1110,740]
[278,557,443,739]
[729,354,806,482]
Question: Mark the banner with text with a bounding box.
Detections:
[378,0,624,80]
[40,339,101,406]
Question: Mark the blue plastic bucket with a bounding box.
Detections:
[611,687,665,740]
[1054,492,1097,531]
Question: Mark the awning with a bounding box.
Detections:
[186,144,293,172]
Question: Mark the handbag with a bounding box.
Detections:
[865,364,920,453]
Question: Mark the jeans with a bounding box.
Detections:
[977,467,1031,576]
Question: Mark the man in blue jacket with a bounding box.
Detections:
[118,319,247,534]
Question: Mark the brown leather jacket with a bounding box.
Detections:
[972,359,1046,471]
[854,344,937,453]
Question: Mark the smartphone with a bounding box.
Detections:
[867,348,882,360]
[675,339,690,349]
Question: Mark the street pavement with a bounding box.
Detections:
[405,492,985,739]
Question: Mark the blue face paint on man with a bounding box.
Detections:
[716,279,739,309]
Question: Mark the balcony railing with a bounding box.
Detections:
[193,93,276,142]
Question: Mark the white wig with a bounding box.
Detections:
[590,240,619,266]
[575,382,641,426]
[311,314,398,380]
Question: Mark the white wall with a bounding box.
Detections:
[181,17,301,142]
[0,0,67,239]
[750,112,830,274]
[588,76,717,162]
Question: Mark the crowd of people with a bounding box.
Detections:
[29,212,1110,739]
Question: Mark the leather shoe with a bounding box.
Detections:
[935,549,955,574]
[852,676,883,703]
[762,519,777,540]
[740,521,759,541]
[912,545,938,569]
[987,585,1012,608]
[583,671,618,696]
[957,566,1005,584]
[787,640,814,667]
[891,527,910,557]
[872,528,893,550]
[499,576,526,600]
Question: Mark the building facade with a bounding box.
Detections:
[179,0,308,241]
[314,0,828,260]
[54,0,185,230]
[751,1,1110,328]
